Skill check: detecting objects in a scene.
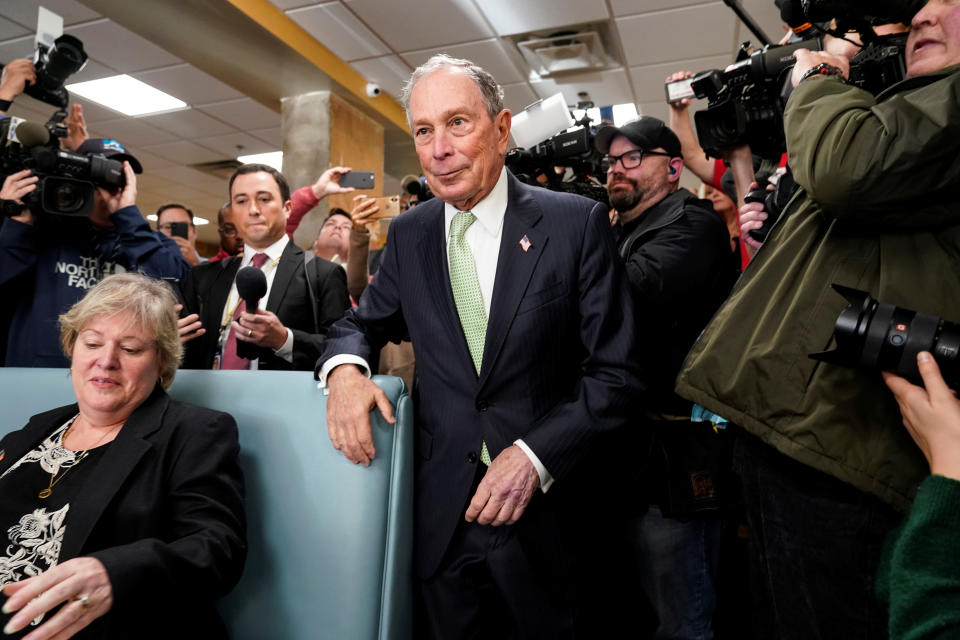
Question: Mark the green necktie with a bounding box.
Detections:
[448,211,491,465]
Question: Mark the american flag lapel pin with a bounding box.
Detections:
[519,234,532,252]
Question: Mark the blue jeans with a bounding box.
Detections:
[634,504,723,640]
[734,431,902,640]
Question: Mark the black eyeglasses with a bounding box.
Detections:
[218,225,238,236]
[603,149,672,171]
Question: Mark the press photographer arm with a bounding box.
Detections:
[783,35,960,226]
[0,59,36,114]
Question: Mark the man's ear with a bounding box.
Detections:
[667,157,683,182]
[496,109,512,154]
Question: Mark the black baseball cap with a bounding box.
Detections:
[75,138,143,174]
[594,117,682,158]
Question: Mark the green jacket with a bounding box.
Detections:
[676,65,960,511]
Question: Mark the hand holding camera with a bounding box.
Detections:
[0,59,36,107]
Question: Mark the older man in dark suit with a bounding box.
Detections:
[181,164,349,371]
[318,55,642,637]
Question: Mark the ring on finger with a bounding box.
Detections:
[247,329,252,337]
[74,594,90,612]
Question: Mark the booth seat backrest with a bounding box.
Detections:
[0,369,414,640]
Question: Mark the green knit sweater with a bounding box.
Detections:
[876,475,960,639]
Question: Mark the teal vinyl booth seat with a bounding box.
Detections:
[0,369,414,640]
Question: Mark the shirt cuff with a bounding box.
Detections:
[316,355,372,392]
[514,439,554,493]
[273,328,294,362]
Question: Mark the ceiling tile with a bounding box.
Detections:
[501,82,539,114]
[616,4,737,68]
[477,0,609,36]
[400,39,524,85]
[132,64,245,107]
[85,117,178,148]
[67,60,119,84]
[0,35,39,63]
[118,146,177,173]
[139,108,237,139]
[64,19,182,73]
[141,140,227,165]
[1,0,101,28]
[0,16,31,40]
[344,0,493,51]
[194,131,276,158]
[609,0,712,17]
[195,98,280,131]
[285,2,390,62]
[349,56,411,100]
[149,165,227,186]
[249,127,282,147]
[529,68,634,111]
[628,54,734,104]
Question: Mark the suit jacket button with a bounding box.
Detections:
[466,451,478,464]
[476,401,489,412]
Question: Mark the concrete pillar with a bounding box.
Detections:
[281,91,384,250]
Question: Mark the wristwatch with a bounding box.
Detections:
[0,199,28,217]
[799,63,846,84]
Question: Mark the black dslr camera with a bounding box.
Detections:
[689,0,922,159]
[25,34,88,108]
[811,285,960,388]
[0,116,125,218]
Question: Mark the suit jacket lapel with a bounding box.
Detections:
[208,257,242,328]
[266,242,302,312]
[479,176,546,389]
[0,406,78,477]
[417,202,476,372]
[59,386,167,561]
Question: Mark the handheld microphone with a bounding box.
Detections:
[235,266,267,360]
[14,121,51,148]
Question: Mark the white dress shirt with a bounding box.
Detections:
[219,234,295,368]
[320,168,554,491]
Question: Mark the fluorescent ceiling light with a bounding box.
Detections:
[147,214,210,226]
[66,74,187,116]
[237,151,283,171]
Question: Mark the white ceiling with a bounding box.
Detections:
[0,0,788,244]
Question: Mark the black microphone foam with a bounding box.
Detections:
[236,266,267,313]
[14,121,51,148]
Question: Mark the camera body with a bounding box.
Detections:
[691,0,919,159]
[505,117,609,205]
[25,34,88,108]
[0,116,124,218]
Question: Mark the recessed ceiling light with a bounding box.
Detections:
[237,151,283,171]
[66,75,187,116]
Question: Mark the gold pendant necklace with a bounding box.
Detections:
[38,418,116,499]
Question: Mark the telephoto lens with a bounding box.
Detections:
[810,284,960,387]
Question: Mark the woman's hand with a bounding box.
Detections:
[883,352,960,481]
[174,303,205,344]
[2,557,112,640]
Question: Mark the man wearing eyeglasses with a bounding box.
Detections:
[595,116,735,640]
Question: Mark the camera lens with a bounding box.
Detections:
[39,35,88,89]
[811,284,960,388]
